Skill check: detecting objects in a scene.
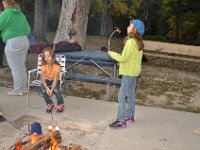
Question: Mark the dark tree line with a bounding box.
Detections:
[18,0,200,45]
[89,0,200,45]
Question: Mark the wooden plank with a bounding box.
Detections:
[144,53,200,63]
[65,72,121,85]
[144,40,200,57]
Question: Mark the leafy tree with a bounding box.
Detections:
[163,0,200,45]
[137,0,164,35]
[89,0,142,36]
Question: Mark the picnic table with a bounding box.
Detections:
[58,50,122,100]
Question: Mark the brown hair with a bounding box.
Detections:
[42,47,59,66]
[2,0,20,9]
[124,28,144,51]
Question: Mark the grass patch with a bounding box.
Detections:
[67,86,101,100]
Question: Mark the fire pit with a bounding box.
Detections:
[10,124,82,150]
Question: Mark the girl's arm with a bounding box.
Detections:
[108,39,136,62]
[41,73,49,90]
[50,72,59,94]
[41,69,51,96]
[50,65,61,95]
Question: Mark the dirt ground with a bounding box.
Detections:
[0,36,200,113]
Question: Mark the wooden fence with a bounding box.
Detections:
[143,41,200,63]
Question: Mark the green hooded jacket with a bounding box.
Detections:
[109,38,143,77]
[0,8,30,42]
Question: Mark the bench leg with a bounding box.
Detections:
[106,84,117,101]
[106,84,110,101]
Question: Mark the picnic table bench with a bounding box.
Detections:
[58,50,122,99]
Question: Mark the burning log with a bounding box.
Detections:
[23,134,51,150]
[12,123,83,150]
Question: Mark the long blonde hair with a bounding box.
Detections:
[124,28,144,51]
[2,0,20,9]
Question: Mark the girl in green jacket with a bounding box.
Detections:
[108,19,145,129]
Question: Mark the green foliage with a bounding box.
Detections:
[162,0,200,45]
[109,2,129,17]
[17,0,200,45]
[20,0,35,29]
[48,0,59,31]
[144,35,168,42]
[89,0,103,16]
[89,0,141,19]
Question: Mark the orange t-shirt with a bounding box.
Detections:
[41,64,61,81]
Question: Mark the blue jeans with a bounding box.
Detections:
[40,80,64,105]
[117,76,137,122]
[5,36,29,92]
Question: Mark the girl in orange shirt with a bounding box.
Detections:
[40,47,64,113]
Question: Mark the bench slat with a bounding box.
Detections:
[66,59,115,67]
[65,72,121,85]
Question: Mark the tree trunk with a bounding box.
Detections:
[34,0,48,41]
[54,0,91,49]
[100,0,113,36]
[56,0,62,17]
[175,0,180,43]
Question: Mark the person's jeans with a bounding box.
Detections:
[40,80,64,105]
[117,76,137,122]
[5,36,29,92]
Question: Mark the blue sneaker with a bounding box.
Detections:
[109,120,127,129]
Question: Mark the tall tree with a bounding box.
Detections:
[138,0,163,35]
[48,0,62,31]
[90,0,141,36]
[34,0,48,41]
[100,0,113,36]
[54,0,91,49]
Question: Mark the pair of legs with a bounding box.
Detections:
[110,75,137,128]
[117,76,137,122]
[40,80,64,112]
[5,36,29,94]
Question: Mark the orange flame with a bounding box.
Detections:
[49,138,60,150]
[15,141,22,150]
[48,130,61,150]
[29,132,38,144]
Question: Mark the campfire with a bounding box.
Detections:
[10,124,82,150]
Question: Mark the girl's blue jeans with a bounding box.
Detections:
[117,75,137,122]
[40,80,64,105]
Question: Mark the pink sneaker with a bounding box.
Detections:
[109,120,127,129]
[56,104,64,112]
[46,104,53,113]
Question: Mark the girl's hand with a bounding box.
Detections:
[108,50,112,56]
[46,88,51,96]
[49,90,53,96]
